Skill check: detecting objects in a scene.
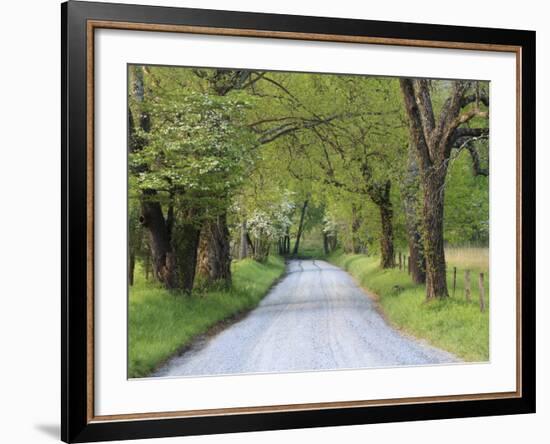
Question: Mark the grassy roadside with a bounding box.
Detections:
[128,255,285,378]
[328,251,489,362]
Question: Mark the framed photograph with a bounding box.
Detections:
[62,1,535,442]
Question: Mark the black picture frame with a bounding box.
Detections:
[62,1,536,442]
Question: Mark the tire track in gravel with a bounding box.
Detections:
[154,260,459,377]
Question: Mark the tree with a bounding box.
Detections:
[401,145,426,284]
[128,64,490,296]
[246,195,294,261]
[400,79,489,299]
[128,66,179,289]
[196,213,232,286]
[129,66,255,291]
[303,76,406,268]
[444,148,489,245]
[193,69,259,286]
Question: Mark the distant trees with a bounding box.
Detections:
[300,76,406,268]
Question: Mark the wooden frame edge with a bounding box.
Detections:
[83,17,526,426]
[515,46,523,398]
[89,19,521,53]
[90,391,520,423]
[86,18,95,424]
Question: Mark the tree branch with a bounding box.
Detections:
[465,143,489,176]
[453,127,489,139]
[453,108,488,128]
[257,114,345,145]
[399,78,432,169]
[413,79,436,142]
[460,92,489,108]
[452,135,489,176]
[239,71,267,90]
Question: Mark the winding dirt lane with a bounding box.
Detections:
[154,260,458,377]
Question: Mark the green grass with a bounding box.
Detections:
[328,251,489,362]
[128,255,285,378]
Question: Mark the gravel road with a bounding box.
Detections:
[154,260,458,377]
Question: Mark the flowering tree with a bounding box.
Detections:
[129,66,255,291]
[246,193,295,262]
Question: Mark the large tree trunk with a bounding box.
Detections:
[196,230,209,279]
[366,180,395,269]
[400,78,484,299]
[402,146,426,284]
[207,214,232,285]
[140,198,177,289]
[131,67,181,290]
[196,214,232,287]
[378,203,395,269]
[292,198,309,256]
[173,218,201,293]
[407,228,426,284]
[423,167,448,299]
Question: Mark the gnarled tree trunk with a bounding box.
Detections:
[400,79,487,298]
[196,231,209,279]
[402,146,426,284]
[131,66,182,291]
[407,227,426,284]
[173,217,201,293]
[196,214,232,287]
[140,197,177,289]
[423,166,448,299]
[207,214,232,285]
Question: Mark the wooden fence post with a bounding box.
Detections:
[465,270,471,302]
[399,252,402,270]
[452,267,457,297]
[478,272,486,312]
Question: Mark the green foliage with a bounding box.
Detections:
[445,149,489,245]
[329,252,489,362]
[129,65,489,263]
[128,65,491,369]
[128,255,285,377]
[129,66,256,221]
